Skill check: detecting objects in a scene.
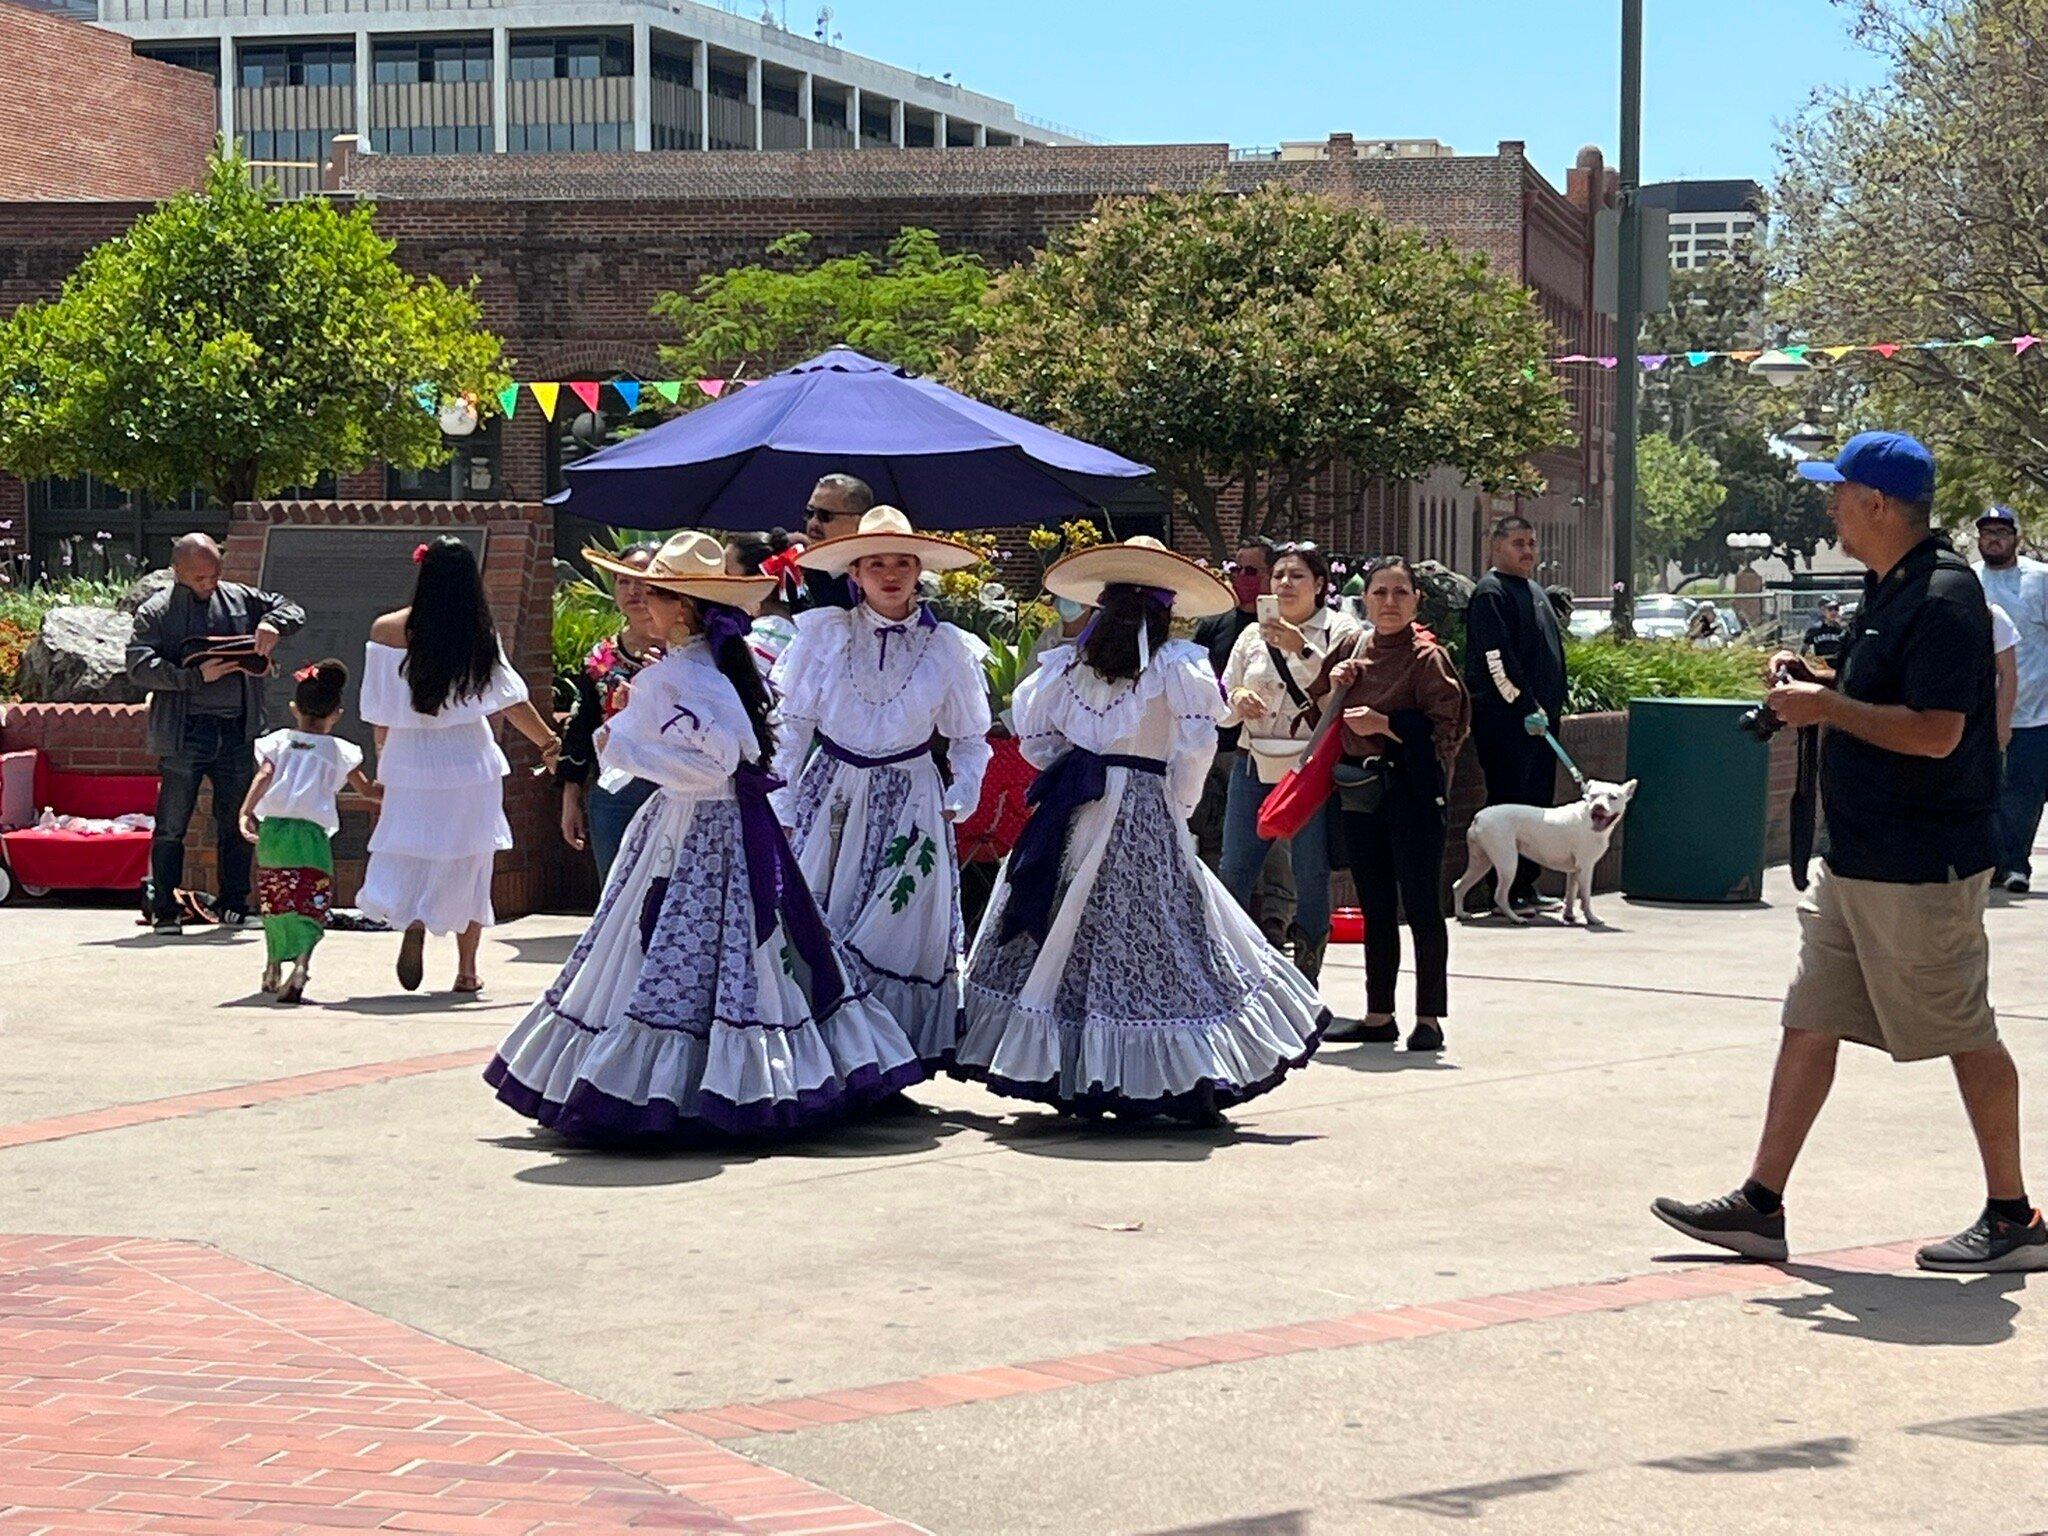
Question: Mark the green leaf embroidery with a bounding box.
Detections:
[779,943,797,977]
[889,874,917,913]
[915,836,938,876]
[882,833,913,870]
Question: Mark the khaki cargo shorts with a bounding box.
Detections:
[1781,864,1997,1062]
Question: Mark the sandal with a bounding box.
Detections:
[261,962,282,995]
[452,973,484,995]
[397,924,426,992]
[277,961,309,1006]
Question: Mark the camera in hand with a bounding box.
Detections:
[1737,662,1796,742]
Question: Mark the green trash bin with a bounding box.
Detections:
[1620,697,1771,902]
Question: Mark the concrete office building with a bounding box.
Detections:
[1640,178,1763,269]
[16,0,1083,197]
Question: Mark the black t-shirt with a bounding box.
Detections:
[1819,536,2000,883]
[793,570,857,613]
[1193,608,1257,753]
[1804,619,1847,664]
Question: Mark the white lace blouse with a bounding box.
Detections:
[596,641,756,798]
[1219,606,1363,744]
[770,603,994,819]
[1011,638,1227,819]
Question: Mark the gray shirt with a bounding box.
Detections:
[127,579,307,757]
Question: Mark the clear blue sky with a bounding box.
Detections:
[801,0,1888,189]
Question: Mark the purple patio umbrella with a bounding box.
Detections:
[551,347,1152,530]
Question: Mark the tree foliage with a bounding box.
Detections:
[1639,260,1834,573]
[654,228,989,383]
[1773,0,2048,529]
[947,184,1569,559]
[1634,433,1725,586]
[0,153,506,508]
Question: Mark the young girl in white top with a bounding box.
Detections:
[236,658,380,1004]
[955,537,1329,1124]
[487,532,922,1143]
[771,507,993,1064]
[359,538,562,995]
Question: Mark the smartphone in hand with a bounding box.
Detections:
[1255,594,1281,624]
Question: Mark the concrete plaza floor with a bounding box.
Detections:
[1,868,2044,1533]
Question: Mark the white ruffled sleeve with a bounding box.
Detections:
[933,625,993,820]
[1163,643,1228,819]
[768,608,843,789]
[597,659,742,794]
[1009,647,1073,769]
[480,648,531,714]
[358,643,406,728]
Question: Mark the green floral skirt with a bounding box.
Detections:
[255,816,334,964]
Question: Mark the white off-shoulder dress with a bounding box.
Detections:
[771,604,992,1064]
[954,639,1329,1119]
[357,641,528,935]
[486,641,923,1143]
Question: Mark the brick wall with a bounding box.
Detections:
[0,8,213,202]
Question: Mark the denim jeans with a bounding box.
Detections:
[152,715,255,921]
[1999,723,2048,879]
[587,776,658,886]
[1219,749,1334,940]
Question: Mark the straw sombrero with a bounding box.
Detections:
[585,532,775,608]
[796,506,982,576]
[1044,536,1234,620]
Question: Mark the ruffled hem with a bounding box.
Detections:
[357,850,497,934]
[948,958,1329,1117]
[855,961,964,1066]
[486,990,925,1146]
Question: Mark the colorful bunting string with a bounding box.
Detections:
[408,375,763,423]
[1552,333,2044,368]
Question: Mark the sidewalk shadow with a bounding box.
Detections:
[492,931,581,968]
[978,1111,1322,1164]
[1139,1514,1309,1536]
[1317,1041,1459,1074]
[489,1095,983,1188]
[1749,1263,2029,1346]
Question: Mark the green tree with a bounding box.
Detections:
[1774,0,2048,530]
[1635,433,1725,587]
[1640,260,1833,573]
[948,184,1568,560]
[654,228,989,383]
[0,152,507,508]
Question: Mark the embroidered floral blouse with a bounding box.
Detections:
[558,632,661,788]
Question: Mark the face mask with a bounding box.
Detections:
[1052,596,1086,623]
[1231,569,1266,606]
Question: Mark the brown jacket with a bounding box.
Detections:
[1312,623,1472,763]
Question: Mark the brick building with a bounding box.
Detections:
[1,109,1617,591]
[0,3,214,202]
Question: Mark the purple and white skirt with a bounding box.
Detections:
[486,788,923,1144]
[955,768,1328,1120]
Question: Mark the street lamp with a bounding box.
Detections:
[438,396,480,438]
[1726,531,1773,559]
[1781,420,1831,457]
[1748,349,1814,389]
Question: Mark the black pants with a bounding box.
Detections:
[1472,712,1558,905]
[152,716,255,922]
[1343,802,1449,1020]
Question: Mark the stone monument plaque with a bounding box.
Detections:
[257,525,488,761]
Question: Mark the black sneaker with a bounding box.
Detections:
[2004,873,2031,895]
[152,918,184,937]
[1407,1020,1445,1053]
[1651,1189,1788,1261]
[216,907,249,929]
[1916,1208,2048,1273]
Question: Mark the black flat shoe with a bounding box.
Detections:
[1406,1020,1445,1053]
[1332,1018,1400,1044]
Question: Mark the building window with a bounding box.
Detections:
[244,128,329,165]
[374,125,488,154]
[509,35,629,80]
[238,41,354,89]
[506,121,626,152]
[1693,220,1728,234]
[651,48,693,88]
[386,421,502,501]
[24,476,216,582]
[761,77,799,115]
[708,64,748,101]
[373,37,490,85]
[137,42,221,83]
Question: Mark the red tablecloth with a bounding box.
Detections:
[0,761,158,891]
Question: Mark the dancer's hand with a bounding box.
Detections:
[561,798,588,852]
[239,813,260,845]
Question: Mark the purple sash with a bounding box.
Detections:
[996,747,1166,947]
[734,761,846,1017]
[817,731,934,770]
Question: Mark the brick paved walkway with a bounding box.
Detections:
[0,1234,920,1536]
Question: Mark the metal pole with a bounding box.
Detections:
[1611,0,1643,637]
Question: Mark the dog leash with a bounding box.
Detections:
[1527,713,1588,792]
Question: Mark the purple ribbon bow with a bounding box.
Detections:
[873,602,940,669]
[699,600,752,654]
[997,747,1166,947]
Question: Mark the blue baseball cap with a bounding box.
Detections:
[1796,430,1935,501]
[1977,505,2019,528]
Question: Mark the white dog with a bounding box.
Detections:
[1452,778,1639,926]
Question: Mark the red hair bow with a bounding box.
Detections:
[412,543,429,564]
[294,664,320,683]
[761,547,806,588]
